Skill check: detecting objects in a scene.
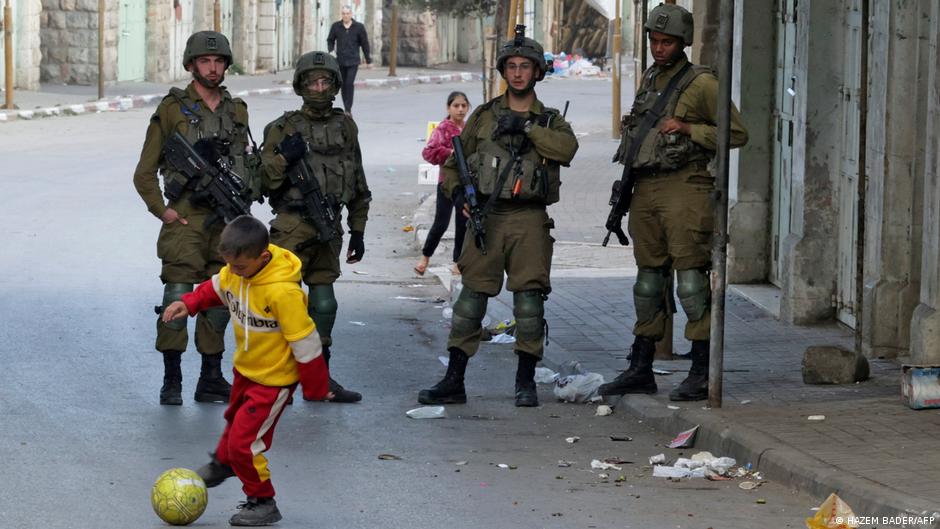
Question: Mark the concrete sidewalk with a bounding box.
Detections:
[0,65,482,123]
[409,141,940,528]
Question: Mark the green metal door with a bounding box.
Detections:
[118,0,147,81]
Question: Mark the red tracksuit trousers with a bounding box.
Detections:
[214,370,295,498]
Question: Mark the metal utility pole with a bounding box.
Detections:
[4,0,14,109]
[611,0,622,139]
[708,0,735,409]
[388,2,398,76]
[97,0,104,100]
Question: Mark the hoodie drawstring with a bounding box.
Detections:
[239,277,251,352]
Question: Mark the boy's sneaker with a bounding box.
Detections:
[229,497,281,526]
[196,452,235,487]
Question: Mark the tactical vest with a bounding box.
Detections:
[269,109,359,214]
[614,62,712,172]
[467,102,562,205]
[161,88,254,203]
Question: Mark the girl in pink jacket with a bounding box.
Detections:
[415,91,470,276]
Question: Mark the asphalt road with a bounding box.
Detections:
[0,78,821,528]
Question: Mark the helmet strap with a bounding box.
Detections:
[191,68,224,89]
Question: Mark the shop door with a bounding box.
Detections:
[118,0,147,81]
[770,0,797,285]
[836,0,863,328]
[275,0,295,71]
[170,0,194,81]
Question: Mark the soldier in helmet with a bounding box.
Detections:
[133,30,258,406]
[417,26,579,408]
[598,3,748,401]
[259,51,371,403]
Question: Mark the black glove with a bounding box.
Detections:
[494,114,530,137]
[346,231,365,263]
[275,132,307,165]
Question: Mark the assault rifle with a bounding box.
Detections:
[285,157,339,252]
[162,131,252,224]
[452,136,487,255]
[602,62,693,247]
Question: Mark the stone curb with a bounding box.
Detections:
[411,199,940,529]
[539,348,940,529]
[0,72,481,124]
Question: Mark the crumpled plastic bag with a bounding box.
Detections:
[805,493,859,529]
[553,373,605,403]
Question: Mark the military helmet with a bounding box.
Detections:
[496,25,550,81]
[644,3,694,45]
[293,51,343,95]
[183,31,233,69]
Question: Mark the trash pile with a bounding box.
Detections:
[544,52,602,78]
[531,362,607,404]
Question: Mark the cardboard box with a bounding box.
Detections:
[901,365,940,410]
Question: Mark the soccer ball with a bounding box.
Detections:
[150,468,208,525]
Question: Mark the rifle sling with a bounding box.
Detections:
[482,153,520,215]
[620,61,693,174]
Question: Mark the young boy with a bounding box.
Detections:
[162,215,333,526]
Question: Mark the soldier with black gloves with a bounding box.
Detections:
[260,51,372,403]
[417,27,579,408]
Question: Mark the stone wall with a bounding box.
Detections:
[13,0,43,89]
[381,6,460,67]
[144,0,173,83]
[40,0,119,84]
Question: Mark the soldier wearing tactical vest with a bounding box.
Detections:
[417,27,579,408]
[598,4,748,401]
[260,51,371,404]
[133,31,257,406]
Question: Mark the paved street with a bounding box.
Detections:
[0,76,833,528]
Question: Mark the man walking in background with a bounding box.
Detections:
[327,5,372,116]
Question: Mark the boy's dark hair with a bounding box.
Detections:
[219,215,269,258]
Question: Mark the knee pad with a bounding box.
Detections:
[513,290,545,343]
[633,267,668,323]
[202,306,230,332]
[452,286,488,337]
[162,283,193,331]
[307,284,338,337]
[676,268,710,322]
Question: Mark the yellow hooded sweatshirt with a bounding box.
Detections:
[183,244,327,394]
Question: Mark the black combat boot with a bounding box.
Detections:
[160,351,183,406]
[669,340,709,401]
[229,497,282,526]
[196,452,235,487]
[313,346,362,403]
[418,348,469,404]
[194,353,232,403]
[598,336,658,396]
[514,351,539,407]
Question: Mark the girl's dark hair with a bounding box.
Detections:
[445,91,469,121]
[219,215,269,258]
[447,91,469,107]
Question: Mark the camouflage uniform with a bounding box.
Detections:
[418,28,579,407]
[260,51,371,403]
[599,4,748,401]
[133,31,253,405]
